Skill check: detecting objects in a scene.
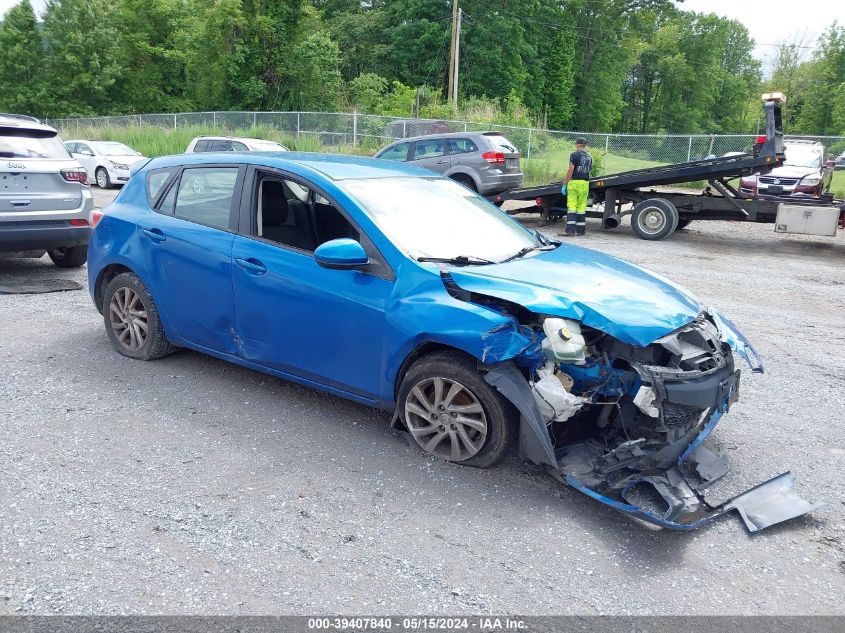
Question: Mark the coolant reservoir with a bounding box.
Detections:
[541,318,586,365]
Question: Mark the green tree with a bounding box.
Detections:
[0,0,45,116]
[40,0,123,117]
[284,31,344,111]
[796,24,845,135]
[113,0,191,113]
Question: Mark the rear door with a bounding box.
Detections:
[0,124,82,218]
[409,137,449,175]
[139,164,244,354]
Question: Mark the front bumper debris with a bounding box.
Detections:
[484,363,823,532]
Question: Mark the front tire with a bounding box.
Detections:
[103,272,176,360]
[48,244,87,268]
[96,167,111,189]
[397,351,516,468]
[631,198,678,241]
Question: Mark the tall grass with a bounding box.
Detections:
[73,124,369,158]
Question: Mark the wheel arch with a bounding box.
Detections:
[392,341,480,402]
[93,262,136,314]
[447,169,480,190]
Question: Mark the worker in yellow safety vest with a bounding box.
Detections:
[561,137,592,236]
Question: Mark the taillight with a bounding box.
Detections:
[90,209,104,227]
[69,218,89,227]
[61,168,89,186]
[535,197,543,206]
[482,151,506,165]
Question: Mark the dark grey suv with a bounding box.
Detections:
[0,115,94,268]
[374,131,523,195]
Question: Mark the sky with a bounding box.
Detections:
[678,0,845,68]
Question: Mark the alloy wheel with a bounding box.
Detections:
[404,377,488,461]
[96,169,108,188]
[109,287,148,351]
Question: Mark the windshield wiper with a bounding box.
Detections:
[417,255,497,265]
[499,244,556,263]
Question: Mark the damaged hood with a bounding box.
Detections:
[448,243,701,347]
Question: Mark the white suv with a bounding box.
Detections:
[185,136,290,153]
[0,115,94,268]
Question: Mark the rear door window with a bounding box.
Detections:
[446,138,478,154]
[412,138,445,160]
[378,142,410,162]
[171,167,239,229]
[0,129,71,159]
[209,140,232,152]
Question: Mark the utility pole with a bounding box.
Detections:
[452,7,462,115]
[447,0,459,108]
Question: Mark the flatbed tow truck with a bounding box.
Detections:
[492,94,844,241]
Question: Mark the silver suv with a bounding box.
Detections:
[0,115,94,268]
[374,131,524,195]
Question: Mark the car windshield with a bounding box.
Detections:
[250,140,287,151]
[344,177,541,262]
[784,145,822,168]
[0,130,70,159]
[91,141,140,156]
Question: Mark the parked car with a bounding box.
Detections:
[739,139,833,198]
[0,115,94,268]
[374,131,523,195]
[185,136,289,153]
[65,140,147,189]
[86,152,818,531]
[834,150,845,171]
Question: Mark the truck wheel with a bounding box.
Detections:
[48,245,88,268]
[631,199,678,241]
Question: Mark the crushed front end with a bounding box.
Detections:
[481,306,822,532]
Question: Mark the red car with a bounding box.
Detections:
[740,140,834,199]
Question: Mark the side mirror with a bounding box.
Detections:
[314,238,369,270]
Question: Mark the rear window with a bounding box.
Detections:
[0,129,71,159]
[484,133,518,154]
[193,140,211,152]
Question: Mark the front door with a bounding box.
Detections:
[139,165,243,354]
[231,172,393,401]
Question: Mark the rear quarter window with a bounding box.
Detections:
[146,168,176,206]
[447,138,478,154]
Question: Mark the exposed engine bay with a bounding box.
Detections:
[444,275,823,532]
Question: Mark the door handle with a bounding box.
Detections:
[142,228,166,242]
[10,200,31,207]
[235,257,267,274]
[436,160,448,164]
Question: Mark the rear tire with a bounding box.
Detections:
[450,174,478,192]
[631,198,678,241]
[96,167,111,189]
[103,272,177,361]
[397,351,516,468]
[48,244,88,268]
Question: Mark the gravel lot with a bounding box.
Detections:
[1,186,844,615]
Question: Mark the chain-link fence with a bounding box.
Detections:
[45,111,845,176]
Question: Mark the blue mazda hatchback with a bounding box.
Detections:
[87,152,819,531]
